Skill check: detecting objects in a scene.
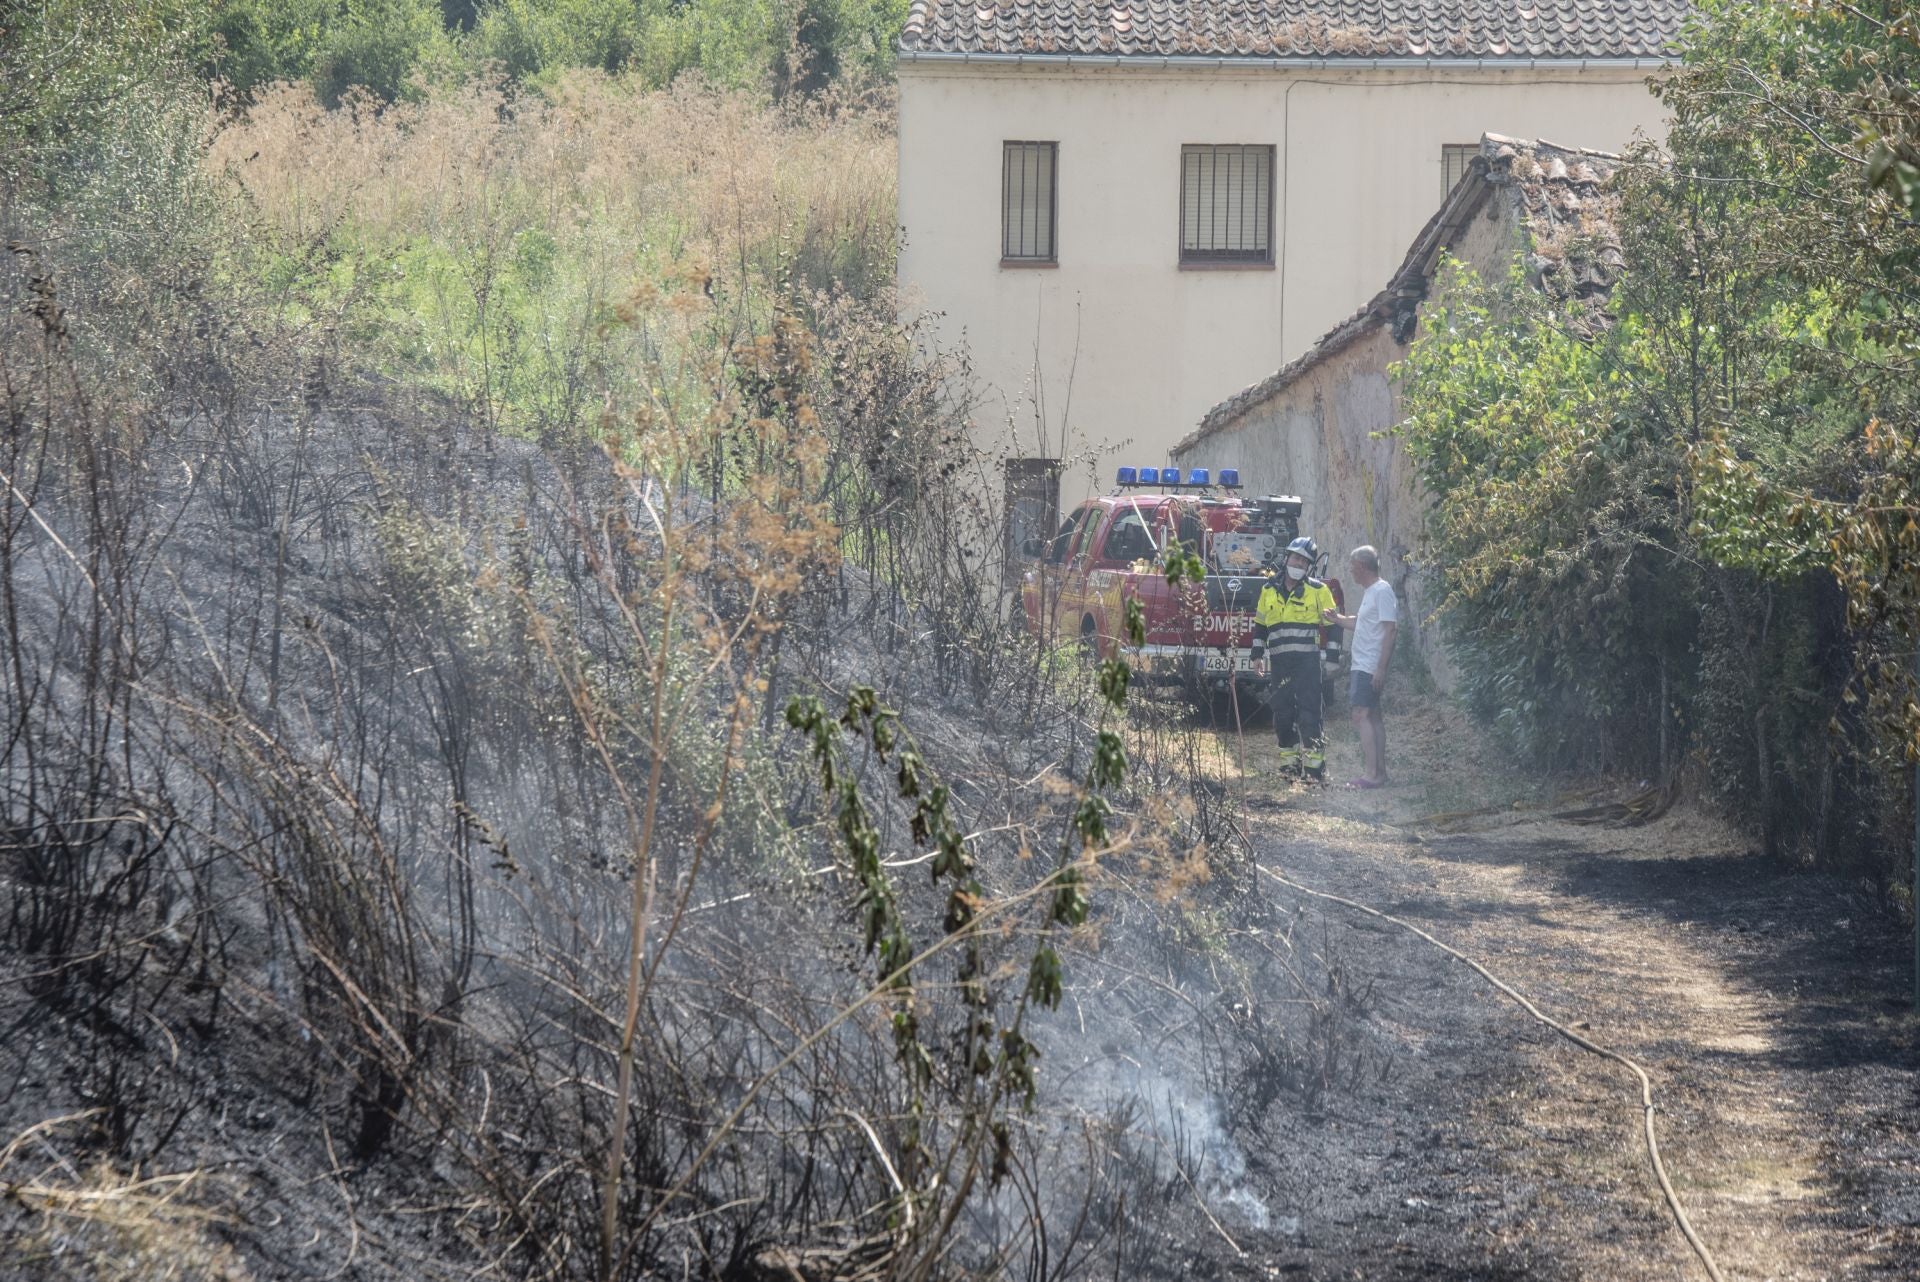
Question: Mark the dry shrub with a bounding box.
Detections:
[210,72,895,303]
[0,218,1357,1279]
[0,58,1371,1282]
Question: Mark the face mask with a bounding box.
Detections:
[1286,564,1307,582]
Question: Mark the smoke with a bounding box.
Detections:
[1120,1062,1275,1232]
[1038,1007,1284,1240]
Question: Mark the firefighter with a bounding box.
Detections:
[1249,536,1337,781]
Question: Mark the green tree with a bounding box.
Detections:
[205,0,338,98]
[311,0,448,106]
[1859,4,1920,218]
[1397,260,1689,770]
[0,0,213,188]
[1399,0,1920,872]
[1664,0,1920,857]
[470,0,643,81]
[626,0,905,94]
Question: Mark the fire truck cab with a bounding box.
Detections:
[1016,467,1344,695]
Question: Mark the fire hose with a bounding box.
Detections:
[1249,864,1729,1282]
[1223,676,1727,1282]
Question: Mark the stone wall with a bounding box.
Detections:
[1173,185,1523,689]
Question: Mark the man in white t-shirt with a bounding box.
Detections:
[1321,545,1397,788]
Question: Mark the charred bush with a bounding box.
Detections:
[0,77,1341,1281]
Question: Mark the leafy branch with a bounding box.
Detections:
[782,545,1203,1259]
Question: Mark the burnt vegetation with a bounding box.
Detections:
[0,9,1388,1279]
[0,232,1393,1282]
[22,0,1918,1275]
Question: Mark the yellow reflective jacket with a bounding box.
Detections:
[1250,574,1335,662]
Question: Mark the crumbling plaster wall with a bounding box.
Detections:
[1177,325,1444,679]
[1176,188,1524,690]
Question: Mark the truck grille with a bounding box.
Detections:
[1203,574,1263,613]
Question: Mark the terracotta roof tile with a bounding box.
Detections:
[901,0,1689,59]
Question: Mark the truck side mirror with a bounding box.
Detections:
[1021,537,1043,559]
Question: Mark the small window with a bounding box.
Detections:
[1180,144,1273,264]
[1003,142,1057,263]
[1005,457,1061,568]
[1441,143,1478,198]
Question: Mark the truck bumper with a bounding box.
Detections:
[1128,645,1343,691]
[1128,645,1255,687]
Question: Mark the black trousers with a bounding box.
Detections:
[1268,655,1325,769]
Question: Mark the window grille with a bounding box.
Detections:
[1441,143,1479,198]
[1002,142,1057,262]
[1180,144,1273,263]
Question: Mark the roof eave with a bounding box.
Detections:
[894,50,1677,71]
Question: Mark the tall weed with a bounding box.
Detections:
[210,74,897,437]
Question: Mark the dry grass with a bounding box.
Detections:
[1,1114,248,1282]
[204,75,895,437]
[211,74,895,292]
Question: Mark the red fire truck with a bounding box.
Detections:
[1016,467,1344,698]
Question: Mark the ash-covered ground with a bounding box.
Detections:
[2,375,1914,1281]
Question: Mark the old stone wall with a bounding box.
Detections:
[1174,188,1522,690]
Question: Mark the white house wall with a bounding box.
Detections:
[897,62,1665,503]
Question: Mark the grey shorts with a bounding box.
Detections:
[1349,670,1380,710]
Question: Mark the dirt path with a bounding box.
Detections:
[1204,690,1920,1280]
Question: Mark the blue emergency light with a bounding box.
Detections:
[1117,465,1236,490]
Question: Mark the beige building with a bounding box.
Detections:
[895,0,1684,547]
[1171,134,1628,681]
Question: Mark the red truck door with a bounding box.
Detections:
[1081,504,1161,656]
[1022,502,1103,644]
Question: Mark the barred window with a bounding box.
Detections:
[1441,143,1478,198]
[1002,142,1057,263]
[1180,144,1273,264]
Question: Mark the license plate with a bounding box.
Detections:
[1202,655,1254,673]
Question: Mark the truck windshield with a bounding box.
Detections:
[1048,508,1095,564]
[1103,510,1155,563]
